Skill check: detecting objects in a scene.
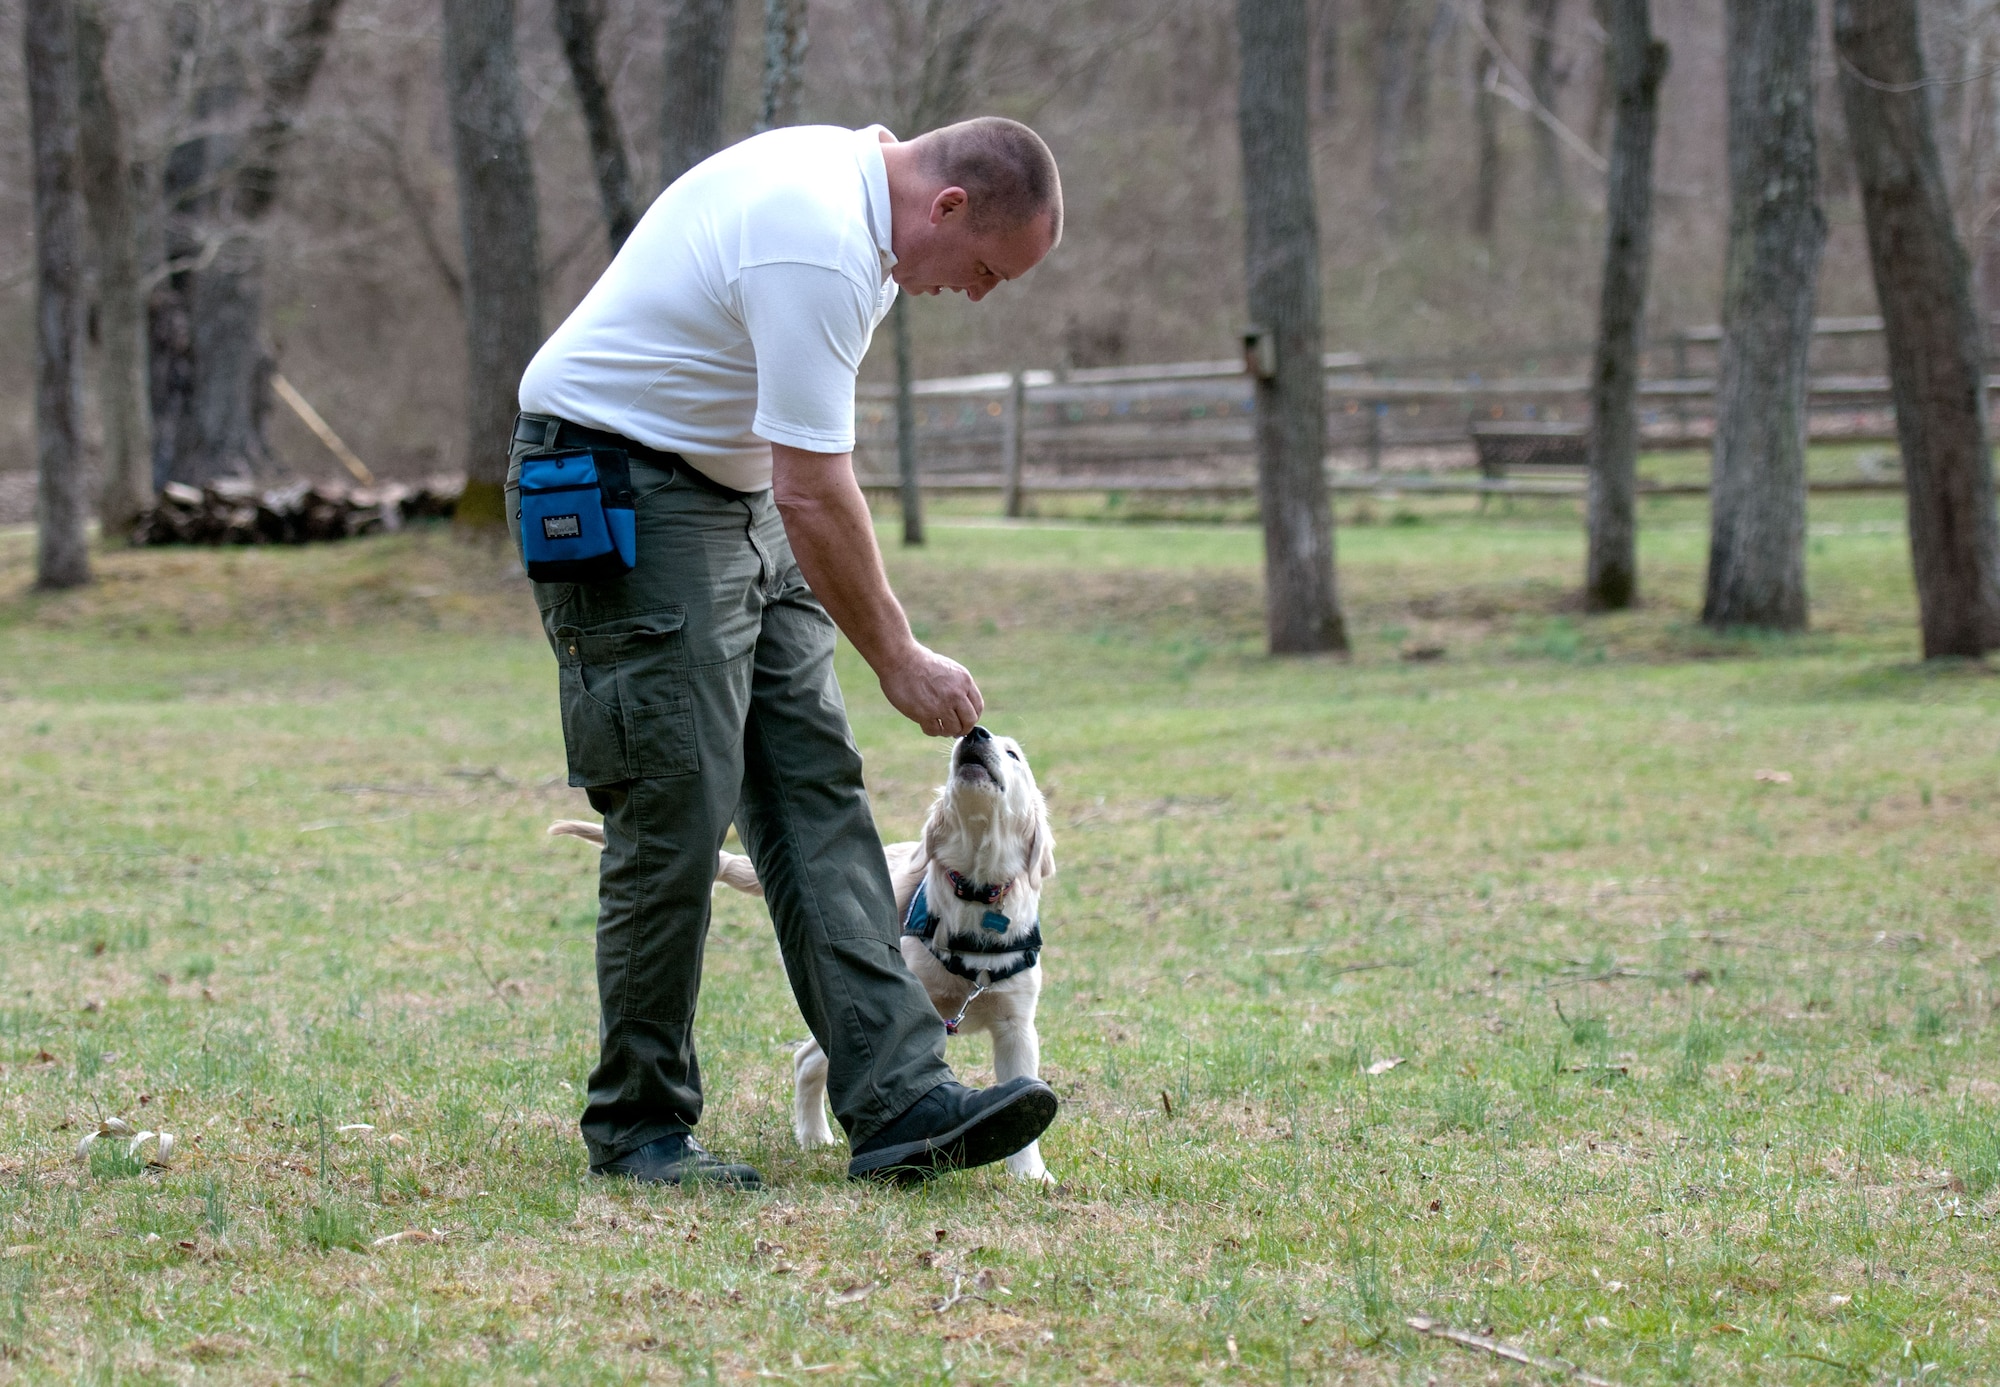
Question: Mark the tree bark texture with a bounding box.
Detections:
[25,0,91,588]
[892,294,923,546]
[75,0,152,539]
[1834,0,2000,658]
[443,0,544,527]
[1703,0,1824,632]
[1368,0,1412,223]
[1583,0,1666,611]
[1238,0,1348,655]
[552,0,638,251]
[151,0,344,488]
[758,0,806,131]
[660,0,735,189]
[1316,0,1339,117]
[1472,0,1501,238]
[1525,0,1565,206]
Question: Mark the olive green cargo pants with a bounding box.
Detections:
[507,439,950,1165]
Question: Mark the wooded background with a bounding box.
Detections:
[3,0,1998,487]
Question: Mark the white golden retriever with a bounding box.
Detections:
[549,724,1056,1181]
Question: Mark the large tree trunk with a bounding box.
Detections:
[25,0,90,589]
[660,0,735,189]
[891,294,923,546]
[1238,0,1347,655]
[75,0,151,540]
[1835,0,2000,658]
[443,0,544,529]
[758,0,806,131]
[1471,0,1501,239]
[1525,0,1565,207]
[552,0,638,251]
[1702,0,1824,632]
[1583,0,1667,611]
[1316,0,1339,117]
[150,0,344,489]
[1367,0,1413,224]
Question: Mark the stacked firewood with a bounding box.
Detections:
[133,478,463,547]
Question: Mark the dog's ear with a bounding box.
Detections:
[1023,803,1057,889]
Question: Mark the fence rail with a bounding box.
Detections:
[850,316,2000,505]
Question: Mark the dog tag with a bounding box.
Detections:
[980,909,1010,933]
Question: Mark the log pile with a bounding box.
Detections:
[133,478,463,547]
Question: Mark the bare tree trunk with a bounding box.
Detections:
[758,0,806,131]
[444,0,543,529]
[1368,0,1413,223]
[892,294,923,545]
[1836,0,2000,658]
[75,0,151,540]
[1526,0,1565,206]
[25,0,90,588]
[1703,0,1824,632]
[1316,0,1339,117]
[552,0,638,251]
[1239,0,1347,655]
[1472,0,1501,238]
[661,0,735,188]
[1584,0,1667,611]
[150,0,344,489]
[1406,1,1452,144]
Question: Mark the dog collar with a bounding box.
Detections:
[946,869,1011,905]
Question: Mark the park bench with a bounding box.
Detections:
[1469,420,1590,478]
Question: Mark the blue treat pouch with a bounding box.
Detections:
[518,449,636,583]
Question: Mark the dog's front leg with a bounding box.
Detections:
[791,1039,838,1148]
[989,1016,1050,1181]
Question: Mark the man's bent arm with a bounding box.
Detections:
[770,442,983,737]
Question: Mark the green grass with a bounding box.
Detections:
[0,494,1997,1383]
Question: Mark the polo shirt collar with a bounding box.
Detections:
[857,125,897,275]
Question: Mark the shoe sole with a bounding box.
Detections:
[589,1163,763,1191]
[848,1081,1058,1185]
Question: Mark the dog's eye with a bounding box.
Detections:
[1005,750,1019,760]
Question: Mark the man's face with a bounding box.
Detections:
[893,188,1056,303]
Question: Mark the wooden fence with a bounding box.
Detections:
[854,317,1986,504]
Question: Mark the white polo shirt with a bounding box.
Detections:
[518,124,900,492]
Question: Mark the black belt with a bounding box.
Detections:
[512,413,760,501]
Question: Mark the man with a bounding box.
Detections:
[508,118,1064,1187]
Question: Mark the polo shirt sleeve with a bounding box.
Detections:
[739,260,878,455]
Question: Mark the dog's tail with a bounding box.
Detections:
[547,820,765,899]
[547,819,607,847]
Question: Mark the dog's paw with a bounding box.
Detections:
[794,1123,839,1150]
[1004,1145,1051,1182]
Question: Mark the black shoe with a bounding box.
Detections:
[590,1133,763,1189]
[848,1078,1058,1185]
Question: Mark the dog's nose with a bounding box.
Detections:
[965,725,991,742]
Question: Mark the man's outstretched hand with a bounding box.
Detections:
[879,644,983,737]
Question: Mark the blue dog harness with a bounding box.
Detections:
[903,875,1043,1033]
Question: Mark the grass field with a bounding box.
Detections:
[2,491,1998,1385]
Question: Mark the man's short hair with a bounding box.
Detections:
[918,117,1063,242]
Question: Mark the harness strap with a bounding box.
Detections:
[903,878,1041,985]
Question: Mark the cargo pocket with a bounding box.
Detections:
[551,610,697,786]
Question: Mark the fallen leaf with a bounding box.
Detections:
[827,1282,876,1306]
[1753,769,1793,784]
[1712,1322,1747,1335]
[1829,1294,1852,1307]
[1366,1056,1405,1075]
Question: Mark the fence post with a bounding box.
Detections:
[1366,400,1383,472]
[1001,369,1026,518]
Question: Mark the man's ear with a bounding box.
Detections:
[930,186,968,225]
